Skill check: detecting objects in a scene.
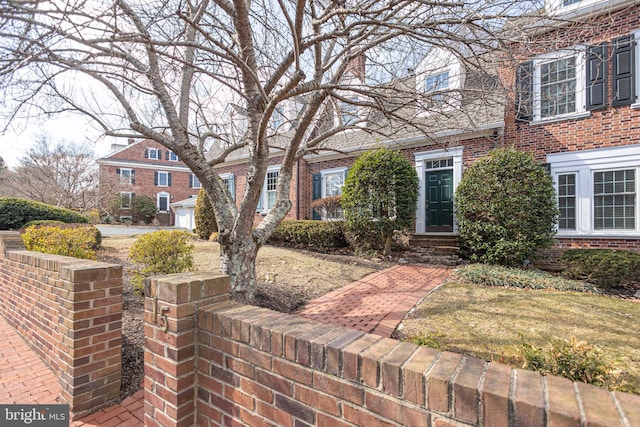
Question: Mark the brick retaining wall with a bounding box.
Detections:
[144,271,640,427]
[0,231,123,418]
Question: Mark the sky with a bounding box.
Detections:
[0,113,115,168]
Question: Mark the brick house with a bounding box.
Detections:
[97,139,206,225]
[504,0,640,261]
[97,0,640,260]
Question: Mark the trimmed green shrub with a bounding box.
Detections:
[454,148,558,266]
[0,197,89,230]
[341,149,418,255]
[131,195,157,223]
[195,188,217,240]
[515,337,614,387]
[268,220,348,249]
[560,249,640,289]
[21,224,101,260]
[454,263,596,293]
[129,230,195,293]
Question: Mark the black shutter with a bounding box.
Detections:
[612,35,636,107]
[515,61,534,122]
[116,168,121,176]
[312,173,322,220]
[144,149,149,158]
[154,171,158,186]
[189,174,193,188]
[168,172,172,187]
[586,43,608,110]
[165,151,170,160]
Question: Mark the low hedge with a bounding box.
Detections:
[454,263,596,293]
[560,249,640,289]
[268,220,348,249]
[0,197,88,230]
[21,223,102,260]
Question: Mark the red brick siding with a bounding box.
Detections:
[142,275,640,427]
[0,232,123,418]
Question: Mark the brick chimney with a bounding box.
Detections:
[346,53,366,82]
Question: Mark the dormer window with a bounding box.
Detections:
[415,48,465,114]
[425,72,450,107]
[145,148,161,160]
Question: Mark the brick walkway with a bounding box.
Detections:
[297,264,452,337]
[0,264,450,425]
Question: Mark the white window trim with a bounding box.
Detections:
[258,165,281,214]
[119,168,134,184]
[157,191,170,213]
[157,171,170,187]
[531,49,588,124]
[148,148,161,160]
[191,173,201,189]
[321,167,347,198]
[415,48,465,117]
[414,146,464,234]
[168,151,179,161]
[548,144,640,237]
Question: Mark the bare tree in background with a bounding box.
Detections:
[7,136,116,212]
[0,0,542,303]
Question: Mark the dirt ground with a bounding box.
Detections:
[97,237,391,398]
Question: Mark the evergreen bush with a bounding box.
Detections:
[454,148,558,265]
[268,220,348,249]
[195,188,217,239]
[560,249,640,288]
[0,197,88,230]
[341,149,418,255]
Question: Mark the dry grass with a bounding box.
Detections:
[99,235,383,312]
[397,280,640,394]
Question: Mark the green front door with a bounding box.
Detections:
[426,169,453,232]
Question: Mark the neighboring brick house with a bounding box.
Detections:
[97,139,206,225]
[503,0,640,260]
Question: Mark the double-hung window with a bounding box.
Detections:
[593,169,636,230]
[425,71,450,107]
[155,171,171,187]
[257,167,280,213]
[549,145,640,235]
[341,98,359,125]
[540,56,578,117]
[146,148,161,160]
[116,168,135,184]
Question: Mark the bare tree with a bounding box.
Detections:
[0,0,541,303]
[7,136,112,212]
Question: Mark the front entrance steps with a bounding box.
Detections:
[399,234,462,266]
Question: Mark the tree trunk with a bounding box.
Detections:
[383,234,392,257]
[219,238,259,305]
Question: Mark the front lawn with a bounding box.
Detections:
[397,280,640,394]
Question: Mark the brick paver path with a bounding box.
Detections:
[297,264,452,337]
[1,263,449,425]
[0,314,144,426]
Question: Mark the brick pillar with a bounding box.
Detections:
[144,272,230,427]
[58,261,123,418]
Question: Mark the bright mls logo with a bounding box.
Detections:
[0,405,68,426]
